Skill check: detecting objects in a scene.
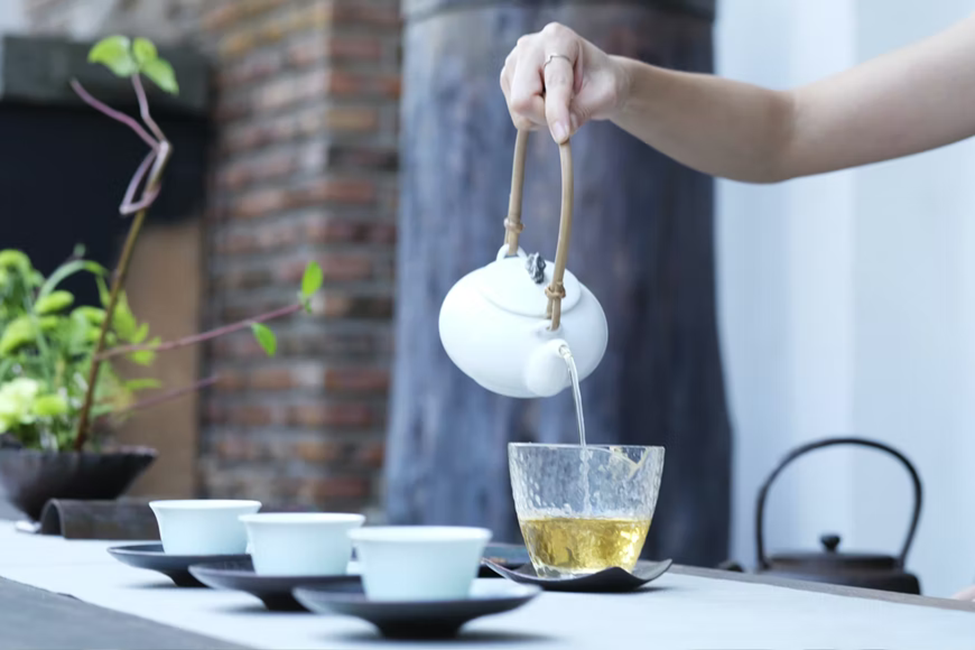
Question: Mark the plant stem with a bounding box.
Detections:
[96,303,303,361]
[110,375,219,416]
[73,210,148,450]
[72,75,172,451]
[70,79,158,149]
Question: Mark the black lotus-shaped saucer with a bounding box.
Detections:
[107,543,248,587]
[293,579,541,639]
[482,558,673,592]
[189,559,359,611]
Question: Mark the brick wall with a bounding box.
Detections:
[24,0,401,515]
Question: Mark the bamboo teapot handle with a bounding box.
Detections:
[502,130,574,330]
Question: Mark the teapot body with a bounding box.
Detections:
[759,560,921,595]
[439,250,608,398]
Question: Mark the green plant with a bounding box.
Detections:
[0,248,158,449]
[0,36,324,452]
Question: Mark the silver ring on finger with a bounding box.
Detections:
[543,53,572,69]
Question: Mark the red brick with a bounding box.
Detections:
[220,152,296,190]
[204,400,227,424]
[221,59,284,89]
[325,71,401,98]
[305,218,396,245]
[230,404,279,426]
[355,442,385,469]
[321,292,393,319]
[293,440,343,463]
[287,403,373,428]
[325,367,389,393]
[214,437,260,461]
[216,267,274,291]
[309,476,371,500]
[232,188,288,219]
[280,330,392,357]
[216,371,247,392]
[278,255,374,284]
[248,367,296,391]
[291,178,376,207]
[325,144,397,171]
[332,1,401,29]
[201,2,244,32]
[322,107,378,133]
[288,37,325,67]
[327,36,383,61]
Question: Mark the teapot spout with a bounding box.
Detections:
[524,339,571,397]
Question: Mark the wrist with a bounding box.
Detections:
[608,55,636,121]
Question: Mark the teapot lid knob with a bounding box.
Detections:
[820,533,841,553]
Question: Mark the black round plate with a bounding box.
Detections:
[482,558,673,593]
[107,543,249,588]
[293,579,541,640]
[189,559,360,611]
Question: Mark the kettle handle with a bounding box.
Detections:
[755,437,922,570]
[503,130,574,331]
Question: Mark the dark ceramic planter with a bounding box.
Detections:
[0,447,157,521]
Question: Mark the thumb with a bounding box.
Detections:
[544,57,575,143]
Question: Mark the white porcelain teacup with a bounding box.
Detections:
[348,526,492,601]
[239,512,365,576]
[149,499,261,555]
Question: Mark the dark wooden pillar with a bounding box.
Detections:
[389,0,731,567]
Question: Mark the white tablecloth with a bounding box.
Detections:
[0,523,972,649]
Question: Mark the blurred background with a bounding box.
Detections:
[0,0,972,599]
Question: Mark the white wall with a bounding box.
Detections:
[0,0,25,33]
[716,0,975,597]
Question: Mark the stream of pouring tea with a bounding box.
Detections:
[559,345,585,446]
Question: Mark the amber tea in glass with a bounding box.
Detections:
[508,443,664,578]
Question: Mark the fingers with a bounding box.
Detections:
[510,41,546,127]
[543,56,574,143]
[500,23,580,142]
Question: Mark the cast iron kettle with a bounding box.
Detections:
[755,437,922,595]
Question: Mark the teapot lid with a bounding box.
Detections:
[768,534,900,573]
[473,252,582,318]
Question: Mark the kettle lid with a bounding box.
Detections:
[473,251,582,318]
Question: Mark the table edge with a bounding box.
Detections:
[672,565,975,614]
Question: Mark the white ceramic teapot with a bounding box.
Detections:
[439,131,608,398]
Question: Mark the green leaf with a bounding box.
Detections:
[301,296,312,315]
[88,35,138,77]
[124,378,161,392]
[112,293,139,342]
[141,57,179,95]
[251,323,277,357]
[96,277,111,308]
[34,291,74,315]
[0,317,34,355]
[33,394,68,418]
[38,259,105,302]
[130,322,149,345]
[128,336,160,366]
[132,37,157,66]
[0,250,30,271]
[301,261,323,298]
[71,306,106,327]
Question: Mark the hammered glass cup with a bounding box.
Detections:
[508,443,665,578]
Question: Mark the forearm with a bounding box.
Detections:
[610,13,975,184]
[611,57,795,183]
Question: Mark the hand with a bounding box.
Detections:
[953,584,975,601]
[500,23,630,143]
